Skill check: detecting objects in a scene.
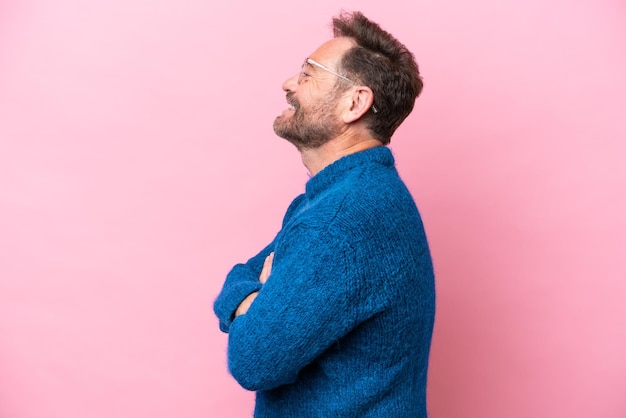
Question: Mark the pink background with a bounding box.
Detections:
[1,0,625,417]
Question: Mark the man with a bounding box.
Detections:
[214,11,435,417]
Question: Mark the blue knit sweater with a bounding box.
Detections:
[214,146,435,417]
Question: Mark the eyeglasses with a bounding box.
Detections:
[298,58,379,114]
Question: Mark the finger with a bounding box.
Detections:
[259,252,273,284]
[235,291,258,317]
[259,252,274,284]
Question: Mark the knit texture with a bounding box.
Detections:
[213,146,435,417]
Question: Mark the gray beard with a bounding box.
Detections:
[273,98,342,150]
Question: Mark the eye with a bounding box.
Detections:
[298,70,311,84]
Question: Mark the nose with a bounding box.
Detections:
[282,72,299,92]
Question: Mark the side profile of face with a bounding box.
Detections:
[273,38,355,150]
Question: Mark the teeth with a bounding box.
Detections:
[288,104,296,111]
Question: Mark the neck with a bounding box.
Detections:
[300,132,384,176]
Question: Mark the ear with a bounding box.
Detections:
[341,86,375,124]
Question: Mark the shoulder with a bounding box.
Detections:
[327,164,426,245]
[339,162,418,218]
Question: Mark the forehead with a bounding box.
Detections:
[307,37,356,67]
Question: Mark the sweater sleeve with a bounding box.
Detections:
[213,194,307,333]
[213,244,272,333]
[226,223,385,391]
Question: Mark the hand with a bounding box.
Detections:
[234,252,274,317]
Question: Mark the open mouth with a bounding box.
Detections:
[286,93,298,112]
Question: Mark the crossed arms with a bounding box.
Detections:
[213,224,382,391]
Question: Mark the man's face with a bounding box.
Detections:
[273,38,355,150]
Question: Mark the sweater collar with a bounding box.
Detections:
[305,146,394,198]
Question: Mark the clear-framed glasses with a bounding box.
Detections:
[298,58,379,114]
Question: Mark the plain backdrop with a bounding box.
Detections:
[1,0,625,417]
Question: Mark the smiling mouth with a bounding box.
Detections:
[285,93,298,112]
